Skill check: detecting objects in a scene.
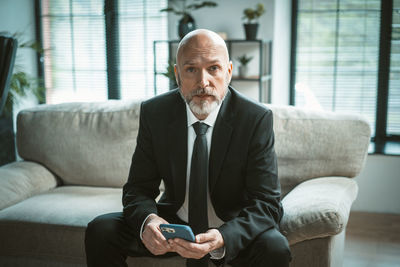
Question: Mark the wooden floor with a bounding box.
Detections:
[343,212,400,267]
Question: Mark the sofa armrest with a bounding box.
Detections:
[280,177,358,245]
[0,161,58,210]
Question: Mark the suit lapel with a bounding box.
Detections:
[209,89,233,193]
[168,94,188,206]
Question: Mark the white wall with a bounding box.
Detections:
[352,154,400,214]
[271,0,291,105]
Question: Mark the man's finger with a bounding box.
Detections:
[195,232,214,243]
[171,240,205,259]
[154,231,171,249]
[172,238,210,255]
[143,225,171,254]
[147,224,170,245]
[172,238,197,249]
[144,239,170,255]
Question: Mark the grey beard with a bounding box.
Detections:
[179,87,224,118]
[188,98,219,117]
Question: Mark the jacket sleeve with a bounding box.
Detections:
[217,109,283,262]
[122,102,161,238]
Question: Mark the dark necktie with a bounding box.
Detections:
[188,122,209,267]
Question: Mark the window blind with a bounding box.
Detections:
[388,0,400,135]
[41,0,168,104]
[294,0,381,136]
[119,0,168,99]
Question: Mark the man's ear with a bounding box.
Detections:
[228,60,233,78]
[228,61,233,74]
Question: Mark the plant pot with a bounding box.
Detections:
[178,15,196,39]
[238,66,248,78]
[243,23,259,40]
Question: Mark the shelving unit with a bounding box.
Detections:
[153,39,272,103]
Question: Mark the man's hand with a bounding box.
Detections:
[169,229,224,259]
[142,214,172,255]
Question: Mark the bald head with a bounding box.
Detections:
[176,29,230,65]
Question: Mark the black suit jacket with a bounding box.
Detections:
[122,87,283,262]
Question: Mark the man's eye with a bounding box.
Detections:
[209,65,219,71]
[186,67,195,73]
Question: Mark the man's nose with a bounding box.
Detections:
[197,69,210,88]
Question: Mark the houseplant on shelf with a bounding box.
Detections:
[242,3,265,40]
[236,54,253,78]
[160,0,218,39]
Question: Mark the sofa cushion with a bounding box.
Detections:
[267,104,370,195]
[280,177,358,245]
[0,186,123,226]
[16,100,141,187]
[0,186,123,263]
[0,161,58,211]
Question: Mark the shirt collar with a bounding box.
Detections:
[186,102,222,128]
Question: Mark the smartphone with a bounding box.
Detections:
[159,224,195,242]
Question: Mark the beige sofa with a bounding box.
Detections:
[0,100,370,267]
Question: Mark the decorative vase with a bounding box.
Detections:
[243,23,259,40]
[238,66,248,78]
[178,14,196,39]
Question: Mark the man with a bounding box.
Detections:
[85,29,291,267]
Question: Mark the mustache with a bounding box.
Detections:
[188,88,218,99]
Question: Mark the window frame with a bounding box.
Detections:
[34,0,168,104]
[35,0,118,101]
[290,0,400,155]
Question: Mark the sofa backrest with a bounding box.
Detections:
[17,100,140,187]
[17,101,371,192]
[266,104,370,196]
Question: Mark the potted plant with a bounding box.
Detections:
[236,54,253,78]
[0,32,44,166]
[242,3,265,40]
[160,0,218,39]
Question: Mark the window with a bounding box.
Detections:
[388,0,400,135]
[291,0,400,154]
[40,0,168,104]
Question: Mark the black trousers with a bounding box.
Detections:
[85,212,291,267]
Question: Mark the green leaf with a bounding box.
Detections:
[187,1,217,10]
[243,3,265,22]
[175,11,188,16]
[160,7,175,12]
[236,55,253,66]
[162,60,177,81]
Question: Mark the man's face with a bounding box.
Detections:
[175,39,232,119]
